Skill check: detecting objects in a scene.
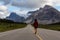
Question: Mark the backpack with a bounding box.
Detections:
[33,21,38,28]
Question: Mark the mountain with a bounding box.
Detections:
[26,5,60,24]
[6,12,25,22]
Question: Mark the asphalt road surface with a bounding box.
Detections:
[0,24,60,40]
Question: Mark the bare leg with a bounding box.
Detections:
[34,28,37,34]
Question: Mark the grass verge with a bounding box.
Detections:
[0,22,27,32]
[39,24,60,31]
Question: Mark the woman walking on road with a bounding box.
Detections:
[33,19,38,34]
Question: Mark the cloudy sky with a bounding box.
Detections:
[0,0,60,18]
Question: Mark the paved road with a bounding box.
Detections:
[0,24,60,40]
[38,28,60,40]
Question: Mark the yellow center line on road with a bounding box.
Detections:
[29,26,43,40]
[36,33,43,40]
[32,30,43,40]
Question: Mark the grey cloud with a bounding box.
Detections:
[12,0,47,8]
[0,0,53,8]
[1,0,47,8]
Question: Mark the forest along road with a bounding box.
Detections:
[0,24,60,40]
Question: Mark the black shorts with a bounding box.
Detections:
[34,26,38,29]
